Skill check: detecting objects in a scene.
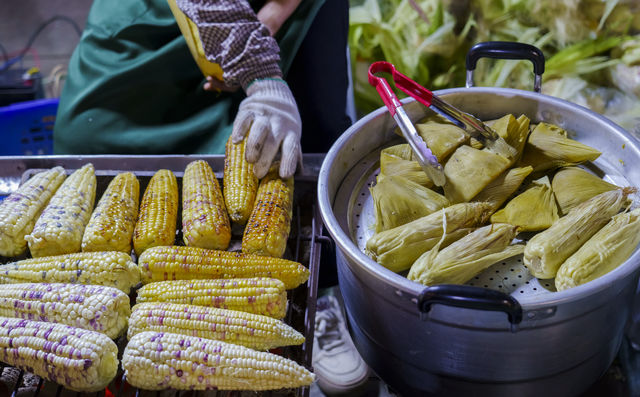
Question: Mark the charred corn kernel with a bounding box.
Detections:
[524,188,633,279]
[490,176,559,232]
[472,166,533,212]
[25,164,96,257]
[128,302,303,350]
[372,174,449,233]
[224,137,259,224]
[366,202,493,273]
[182,160,231,250]
[138,246,309,290]
[242,169,294,258]
[122,331,315,391]
[552,167,619,215]
[0,316,118,392]
[519,122,601,173]
[0,283,130,338]
[556,208,640,291]
[408,223,524,285]
[133,169,178,257]
[82,172,140,253]
[136,278,287,318]
[0,167,66,257]
[0,251,141,293]
[443,145,511,203]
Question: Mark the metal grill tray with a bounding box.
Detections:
[0,154,326,397]
[344,137,637,300]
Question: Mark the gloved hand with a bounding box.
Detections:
[232,78,301,179]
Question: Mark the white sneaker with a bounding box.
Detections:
[313,295,369,396]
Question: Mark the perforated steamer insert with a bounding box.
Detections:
[342,138,636,300]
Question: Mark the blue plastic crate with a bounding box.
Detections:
[0,98,58,155]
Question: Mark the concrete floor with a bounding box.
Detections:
[0,1,91,98]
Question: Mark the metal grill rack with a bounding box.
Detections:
[0,155,325,397]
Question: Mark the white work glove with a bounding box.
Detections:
[231,78,302,179]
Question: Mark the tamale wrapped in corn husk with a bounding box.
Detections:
[555,208,640,291]
[490,114,531,163]
[490,176,559,232]
[415,118,468,162]
[380,145,433,188]
[443,146,511,203]
[519,123,601,173]
[472,166,533,212]
[371,174,449,233]
[408,223,524,285]
[523,188,633,279]
[552,167,619,215]
[365,203,492,273]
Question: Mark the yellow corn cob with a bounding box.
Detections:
[138,246,309,289]
[555,208,640,291]
[82,172,140,253]
[128,302,304,350]
[182,160,231,250]
[223,136,259,224]
[122,331,315,391]
[136,277,288,318]
[0,167,66,257]
[0,251,141,293]
[25,164,96,257]
[0,316,118,392]
[524,188,633,279]
[242,169,294,258]
[133,169,178,257]
[0,283,130,338]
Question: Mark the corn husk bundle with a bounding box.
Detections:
[472,166,533,212]
[555,208,640,291]
[380,145,433,188]
[408,223,524,285]
[552,167,619,215]
[490,176,559,232]
[523,188,633,279]
[415,117,468,162]
[490,114,531,163]
[443,146,511,203]
[519,123,601,173]
[371,174,449,233]
[365,202,492,273]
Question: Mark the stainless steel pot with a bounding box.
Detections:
[318,45,640,396]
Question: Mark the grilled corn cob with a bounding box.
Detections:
[0,283,130,338]
[133,169,178,257]
[490,176,559,232]
[122,331,315,391]
[366,202,493,272]
[0,317,118,392]
[223,137,259,224]
[182,160,231,250]
[0,166,66,257]
[25,164,96,257]
[408,223,524,285]
[552,167,619,215]
[242,168,293,258]
[524,188,633,279]
[0,251,141,293]
[555,208,640,291]
[128,302,303,350]
[136,278,287,318]
[82,172,140,253]
[138,246,309,289]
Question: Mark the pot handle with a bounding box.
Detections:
[417,284,523,326]
[465,41,545,93]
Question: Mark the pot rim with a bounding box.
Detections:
[318,86,640,309]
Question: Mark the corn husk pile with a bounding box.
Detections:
[365,114,639,291]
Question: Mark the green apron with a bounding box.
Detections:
[53,0,324,155]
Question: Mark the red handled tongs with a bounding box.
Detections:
[368,61,516,187]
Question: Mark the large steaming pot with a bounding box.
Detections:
[318,44,640,397]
